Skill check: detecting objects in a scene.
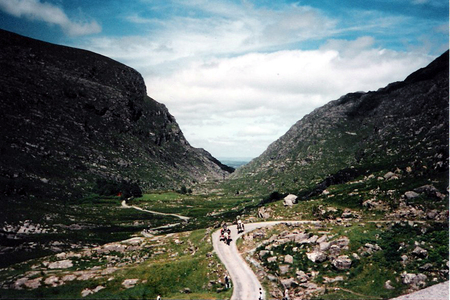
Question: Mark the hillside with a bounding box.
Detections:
[227,51,449,196]
[0,29,233,202]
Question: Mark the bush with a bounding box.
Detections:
[93,179,142,199]
[260,191,287,205]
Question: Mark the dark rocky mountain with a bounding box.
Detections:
[228,51,448,195]
[0,29,233,201]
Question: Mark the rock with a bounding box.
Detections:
[285,254,294,264]
[283,194,298,206]
[323,276,344,283]
[44,276,60,287]
[258,207,271,219]
[317,234,328,243]
[384,280,395,290]
[319,241,331,251]
[62,274,76,282]
[267,256,277,263]
[427,210,439,219]
[414,185,439,195]
[81,285,105,297]
[384,172,396,180]
[267,274,277,282]
[122,279,139,289]
[259,250,269,258]
[412,246,428,258]
[401,272,427,286]
[334,236,350,247]
[294,233,310,243]
[328,245,341,256]
[405,191,420,200]
[306,251,327,263]
[296,270,309,282]
[342,210,353,218]
[332,255,352,270]
[279,265,290,275]
[419,263,433,271]
[48,259,73,269]
[308,235,319,243]
[281,278,297,288]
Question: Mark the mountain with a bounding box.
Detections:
[0,29,233,202]
[227,51,449,195]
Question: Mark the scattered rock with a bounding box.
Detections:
[319,241,331,251]
[122,278,139,289]
[306,251,327,263]
[296,270,309,282]
[412,246,428,258]
[405,191,420,200]
[281,278,297,288]
[332,255,352,270]
[279,265,290,275]
[384,280,395,290]
[401,272,427,286]
[284,254,294,264]
[48,259,73,269]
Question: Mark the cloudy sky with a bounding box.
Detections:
[0,0,448,160]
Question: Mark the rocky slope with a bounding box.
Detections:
[228,51,448,196]
[0,29,232,202]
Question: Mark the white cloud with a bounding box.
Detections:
[0,0,101,36]
[79,1,438,158]
[143,45,431,158]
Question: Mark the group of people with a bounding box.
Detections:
[220,217,246,245]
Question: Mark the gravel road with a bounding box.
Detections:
[390,281,449,300]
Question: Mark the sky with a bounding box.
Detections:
[0,0,448,160]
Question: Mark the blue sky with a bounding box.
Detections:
[0,0,448,159]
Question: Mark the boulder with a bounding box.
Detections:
[283,194,298,206]
[279,265,290,275]
[284,254,294,264]
[401,272,427,286]
[319,242,331,251]
[405,191,420,200]
[306,251,327,263]
[412,246,428,258]
[281,278,297,288]
[317,234,328,243]
[383,172,396,180]
[122,279,139,289]
[332,255,352,270]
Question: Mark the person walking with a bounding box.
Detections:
[224,274,230,289]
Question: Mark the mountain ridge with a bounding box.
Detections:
[227,51,448,195]
[0,29,232,201]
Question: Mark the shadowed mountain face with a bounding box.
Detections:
[228,51,449,195]
[0,29,233,201]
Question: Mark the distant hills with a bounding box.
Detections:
[227,51,449,196]
[0,29,233,202]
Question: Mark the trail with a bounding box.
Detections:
[121,200,190,221]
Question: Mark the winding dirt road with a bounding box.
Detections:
[121,200,190,221]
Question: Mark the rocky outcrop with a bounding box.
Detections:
[229,51,448,195]
[0,29,232,201]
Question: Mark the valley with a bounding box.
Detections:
[0,30,447,299]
